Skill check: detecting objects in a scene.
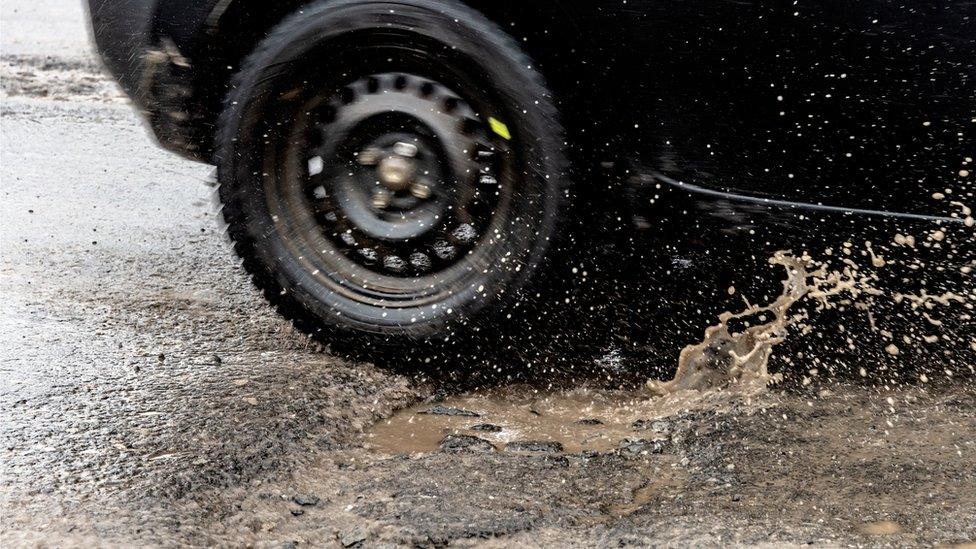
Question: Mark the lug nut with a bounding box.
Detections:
[393,141,418,158]
[357,148,381,166]
[372,188,392,209]
[410,180,432,199]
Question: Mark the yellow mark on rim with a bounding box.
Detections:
[488,117,511,140]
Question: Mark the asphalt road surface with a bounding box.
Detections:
[2,2,975,547]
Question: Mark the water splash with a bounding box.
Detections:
[648,250,884,395]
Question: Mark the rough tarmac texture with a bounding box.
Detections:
[2,3,975,547]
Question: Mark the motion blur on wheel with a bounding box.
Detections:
[87,0,975,350]
[214,2,567,343]
[91,0,568,346]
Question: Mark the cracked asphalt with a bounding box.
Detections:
[2,2,975,547]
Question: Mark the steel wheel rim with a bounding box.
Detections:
[265,65,521,307]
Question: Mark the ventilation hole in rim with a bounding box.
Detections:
[409,252,432,271]
[393,75,408,90]
[366,77,380,93]
[432,240,456,260]
[306,129,324,150]
[358,248,379,263]
[443,97,459,114]
[459,117,481,136]
[383,255,408,273]
[419,81,435,97]
[318,104,337,124]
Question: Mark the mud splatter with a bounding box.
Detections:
[648,250,883,394]
[0,55,125,102]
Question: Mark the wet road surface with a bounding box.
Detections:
[2,4,976,547]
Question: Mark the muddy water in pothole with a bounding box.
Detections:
[367,253,829,456]
[368,232,974,455]
[365,386,731,454]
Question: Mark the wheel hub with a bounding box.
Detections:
[301,73,508,277]
[376,154,413,191]
[360,141,430,201]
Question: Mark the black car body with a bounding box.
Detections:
[86,0,974,349]
[89,0,974,216]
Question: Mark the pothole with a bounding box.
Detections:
[366,236,974,457]
[363,384,742,455]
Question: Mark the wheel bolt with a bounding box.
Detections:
[372,188,392,209]
[410,181,432,199]
[393,141,418,158]
[358,148,381,166]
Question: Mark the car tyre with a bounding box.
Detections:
[215,0,572,353]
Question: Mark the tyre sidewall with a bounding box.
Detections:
[217,0,567,340]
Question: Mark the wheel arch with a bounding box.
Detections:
[161,0,589,161]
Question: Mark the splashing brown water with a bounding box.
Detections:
[654,198,976,393]
[366,251,886,455]
[647,250,883,395]
[367,227,971,456]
